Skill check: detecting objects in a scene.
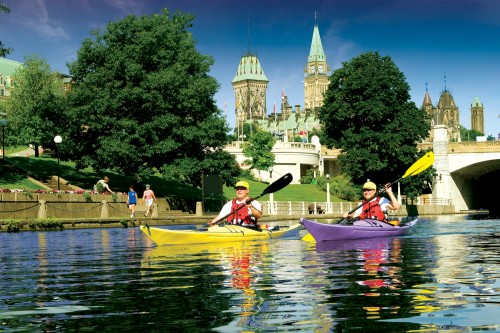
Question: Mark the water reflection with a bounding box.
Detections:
[0,216,498,332]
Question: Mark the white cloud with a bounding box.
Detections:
[13,0,70,40]
[101,0,144,15]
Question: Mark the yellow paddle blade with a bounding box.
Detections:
[402,152,434,179]
[301,233,316,242]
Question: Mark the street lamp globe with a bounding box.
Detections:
[326,174,331,214]
[1,118,7,171]
[54,135,62,191]
[268,166,274,214]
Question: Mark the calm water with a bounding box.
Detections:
[0,215,498,332]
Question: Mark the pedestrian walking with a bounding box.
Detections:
[142,184,156,217]
[127,185,139,218]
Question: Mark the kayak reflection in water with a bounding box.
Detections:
[356,238,404,319]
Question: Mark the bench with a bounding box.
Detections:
[308,204,324,214]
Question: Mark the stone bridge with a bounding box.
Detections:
[427,125,500,214]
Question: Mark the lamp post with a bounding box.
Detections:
[268,167,274,215]
[1,118,7,172]
[326,174,330,214]
[54,135,62,191]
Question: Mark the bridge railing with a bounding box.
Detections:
[401,197,453,206]
[261,197,453,216]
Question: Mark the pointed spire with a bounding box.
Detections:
[422,82,432,108]
[308,21,326,62]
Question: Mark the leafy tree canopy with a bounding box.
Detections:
[459,125,483,142]
[242,130,275,178]
[319,51,432,196]
[0,1,12,57]
[64,9,237,186]
[231,122,258,142]
[5,55,65,150]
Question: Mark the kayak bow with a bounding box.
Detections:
[301,218,418,242]
[140,223,302,245]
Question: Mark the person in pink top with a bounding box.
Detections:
[141,184,156,217]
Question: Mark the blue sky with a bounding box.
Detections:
[2,0,500,138]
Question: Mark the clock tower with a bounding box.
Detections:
[304,22,330,110]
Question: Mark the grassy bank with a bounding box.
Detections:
[1,155,344,202]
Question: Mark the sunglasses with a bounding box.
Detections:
[363,189,374,192]
[235,187,247,191]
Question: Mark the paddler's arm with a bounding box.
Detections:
[246,198,262,219]
[385,184,400,210]
[208,216,219,227]
[343,202,362,219]
[208,201,232,226]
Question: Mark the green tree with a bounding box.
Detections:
[0,1,12,57]
[64,9,238,186]
[5,55,66,156]
[319,51,432,196]
[233,122,258,142]
[242,130,275,180]
[315,174,358,201]
[459,125,483,141]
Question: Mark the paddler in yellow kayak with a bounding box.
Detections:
[209,180,262,227]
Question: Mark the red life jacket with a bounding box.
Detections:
[358,197,387,222]
[227,199,256,226]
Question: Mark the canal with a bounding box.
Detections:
[0,214,498,332]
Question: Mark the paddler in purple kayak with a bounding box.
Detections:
[343,180,401,224]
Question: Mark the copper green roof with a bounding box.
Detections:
[0,57,22,76]
[250,110,320,133]
[471,96,482,107]
[232,54,268,83]
[0,58,22,88]
[308,24,326,62]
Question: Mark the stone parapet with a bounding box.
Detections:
[448,141,500,153]
[1,197,459,230]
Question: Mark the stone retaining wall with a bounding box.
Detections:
[1,192,457,226]
[0,193,197,220]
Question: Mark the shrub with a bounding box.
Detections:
[299,169,317,184]
[329,174,360,201]
[27,218,63,230]
[3,219,22,232]
[120,218,128,228]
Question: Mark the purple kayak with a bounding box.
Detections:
[300,217,419,242]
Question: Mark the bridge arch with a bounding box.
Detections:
[449,158,500,215]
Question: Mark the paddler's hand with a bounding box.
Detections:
[385,183,393,194]
[245,197,253,206]
[343,212,349,218]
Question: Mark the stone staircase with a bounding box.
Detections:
[42,176,80,192]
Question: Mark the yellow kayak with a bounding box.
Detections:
[139,224,302,246]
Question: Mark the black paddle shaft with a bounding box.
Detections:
[211,173,293,225]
